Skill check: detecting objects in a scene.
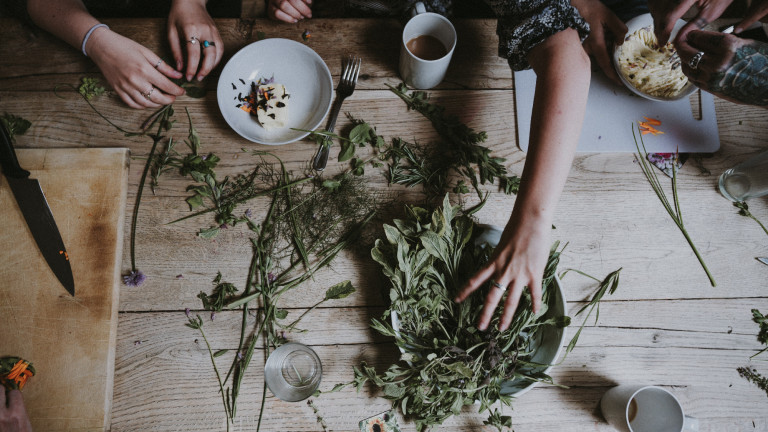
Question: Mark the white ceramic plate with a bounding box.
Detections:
[216,38,333,145]
[391,225,568,399]
[613,13,696,102]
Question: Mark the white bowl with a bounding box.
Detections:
[216,38,333,145]
[613,13,696,102]
[391,224,568,398]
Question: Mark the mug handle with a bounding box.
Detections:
[410,1,426,16]
[683,415,699,432]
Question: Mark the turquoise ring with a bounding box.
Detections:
[203,40,215,48]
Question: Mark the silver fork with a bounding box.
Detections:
[312,55,361,171]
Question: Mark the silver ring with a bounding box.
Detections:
[153,59,163,69]
[142,86,155,101]
[491,280,507,292]
[188,36,199,45]
[689,52,704,70]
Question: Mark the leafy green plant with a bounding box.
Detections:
[0,113,31,140]
[734,201,768,237]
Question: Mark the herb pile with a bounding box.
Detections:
[333,195,619,431]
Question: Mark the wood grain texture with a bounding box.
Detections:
[1,16,767,432]
[0,148,129,431]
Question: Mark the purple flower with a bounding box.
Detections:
[220,223,229,230]
[176,274,184,279]
[210,312,216,321]
[185,308,191,318]
[267,272,277,283]
[123,270,147,287]
[244,208,252,218]
[237,351,244,361]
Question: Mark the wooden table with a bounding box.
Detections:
[2,17,767,432]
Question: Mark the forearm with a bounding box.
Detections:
[513,28,590,228]
[27,0,101,52]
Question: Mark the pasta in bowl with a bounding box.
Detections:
[613,13,696,101]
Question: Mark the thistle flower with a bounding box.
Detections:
[123,270,147,287]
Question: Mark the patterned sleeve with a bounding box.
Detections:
[484,0,589,71]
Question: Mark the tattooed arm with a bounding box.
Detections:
[677,30,768,107]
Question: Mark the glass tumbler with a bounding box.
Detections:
[718,150,768,202]
[264,342,322,402]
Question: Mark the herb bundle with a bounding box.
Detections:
[633,125,716,287]
[385,83,521,200]
[738,309,768,398]
[354,195,569,431]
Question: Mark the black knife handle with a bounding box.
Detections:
[0,121,30,179]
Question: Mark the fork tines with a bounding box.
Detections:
[340,56,361,88]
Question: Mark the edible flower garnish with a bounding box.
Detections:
[1,357,35,391]
[638,117,665,135]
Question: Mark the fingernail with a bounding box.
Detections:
[176,61,182,70]
[197,75,205,81]
[186,74,193,82]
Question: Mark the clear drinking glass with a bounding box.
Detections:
[263,342,322,402]
[718,150,768,202]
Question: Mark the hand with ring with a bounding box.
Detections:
[454,213,551,331]
[678,30,768,107]
[84,29,185,109]
[0,390,33,432]
[168,0,224,82]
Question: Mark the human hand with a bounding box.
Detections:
[0,390,33,432]
[572,0,627,84]
[87,29,185,109]
[648,0,735,45]
[678,30,768,106]
[454,218,551,331]
[734,0,768,33]
[268,0,312,23]
[168,0,224,82]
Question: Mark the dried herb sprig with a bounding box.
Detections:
[633,125,716,287]
[738,367,768,397]
[734,201,768,237]
[386,83,520,200]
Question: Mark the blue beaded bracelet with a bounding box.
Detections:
[81,23,109,57]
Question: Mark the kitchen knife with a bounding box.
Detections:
[758,257,768,267]
[0,123,75,296]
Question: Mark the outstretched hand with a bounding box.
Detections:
[168,0,224,82]
[455,218,551,331]
[88,29,185,109]
[0,390,33,432]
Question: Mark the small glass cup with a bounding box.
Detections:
[264,342,322,402]
[718,150,768,202]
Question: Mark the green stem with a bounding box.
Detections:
[129,108,171,271]
[197,325,231,430]
[678,225,717,287]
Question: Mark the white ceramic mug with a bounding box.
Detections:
[601,385,699,432]
[398,1,456,89]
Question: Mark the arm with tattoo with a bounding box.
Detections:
[679,30,768,107]
[709,42,768,106]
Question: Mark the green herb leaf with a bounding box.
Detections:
[78,77,106,100]
[324,280,355,300]
[0,113,31,140]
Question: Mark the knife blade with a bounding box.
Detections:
[758,257,768,267]
[0,123,75,296]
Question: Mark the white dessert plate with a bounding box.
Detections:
[216,38,333,145]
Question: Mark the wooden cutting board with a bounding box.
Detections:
[514,70,720,153]
[0,148,129,431]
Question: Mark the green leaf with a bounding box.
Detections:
[213,349,228,358]
[78,77,106,100]
[322,180,341,192]
[186,194,204,210]
[275,309,288,319]
[198,226,220,239]
[324,280,356,300]
[349,123,372,144]
[338,140,356,162]
[0,113,31,140]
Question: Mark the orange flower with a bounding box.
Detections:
[638,117,665,135]
[4,359,34,390]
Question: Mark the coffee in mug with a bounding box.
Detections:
[406,34,448,61]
